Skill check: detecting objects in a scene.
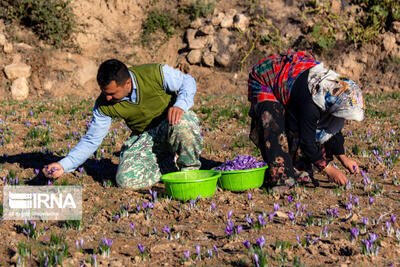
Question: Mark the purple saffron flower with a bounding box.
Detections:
[211,202,216,211]
[362,217,369,226]
[80,238,84,248]
[254,254,260,267]
[369,197,374,205]
[225,221,235,236]
[287,195,294,203]
[248,192,252,201]
[332,208,339,217]
[362,239,372,253]
[75,240,79,250]
[142,202,149,209]
[136,205,141,212]
[258,214,266,226]
[213,245,218,255]
[242,240,251,250]
[227,210,233,219]
[162,226,171,236]
[391,214,397,224]
[322,225,328,237]
[353,197,359,207]
[246,215,253,225]
[274,203,280,212]
[184,250,190,259]
[295,202,301,212]
[386,221,392,235]
[138,244,145,254]
[346,202,352,212]
[296,235,301,244]
[288,211,295,221]
[153,226,157,234]
[34,169,39,176]
[350,227,359,241]
[256,236,265,249]
[369,232,378,243]
[130,222,135,232]
[196,245,200,257]
[101,238,113,247]
[236,224,243,234]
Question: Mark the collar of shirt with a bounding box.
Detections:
[121,70,137,102]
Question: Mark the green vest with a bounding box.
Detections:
[96,64,174,134]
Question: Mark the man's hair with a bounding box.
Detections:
[97,59,130,87]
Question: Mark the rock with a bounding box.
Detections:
[43,78,55,92]
[331,0,341,14]
[14,43,34,50]
[233,14,250,32]
[185,29,197,44]
[220,15,234,28]
[188,38,206,50]
[275,211,288,218]
[74,56,97,87]
[3,41,13,53]
[228,43,238,53]
[4,63,32,80]
[211,12,225,26]
[395,33,400,44]
[393,21,400,33]
[211,40,219,53]
[215,53,231,67]
[0,33,5,46]
[187,50,202,64]
[202,51,214,67]
[199,25,215,35]
[11,77,29,100]
[218,29,232,45]
[383,33,397,52]
[190,18,203,29]
[226,9,237,17]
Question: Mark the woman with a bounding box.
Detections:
[248,50,364,192]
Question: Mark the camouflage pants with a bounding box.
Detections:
[116,111,203,189]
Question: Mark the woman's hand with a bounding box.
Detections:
[324,164,348,185]
[337,154,360,174]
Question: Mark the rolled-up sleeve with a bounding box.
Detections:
[162,64,196,111]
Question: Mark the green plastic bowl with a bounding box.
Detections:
[216,166,268,191]
[161,170,220,201]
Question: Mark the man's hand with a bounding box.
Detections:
[337,154,360,174]
[168,106,184,126]
[324,164,348,185]
[42,162,64,179]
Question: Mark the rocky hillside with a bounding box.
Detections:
[0,0,399,101]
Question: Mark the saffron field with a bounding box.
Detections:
[0,92,399,266]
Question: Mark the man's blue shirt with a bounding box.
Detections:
[59,65,196,173]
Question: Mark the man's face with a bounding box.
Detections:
[101,79,131,103]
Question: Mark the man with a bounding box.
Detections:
[43,59,203,189]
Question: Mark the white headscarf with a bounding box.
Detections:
[308,63,364,143]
